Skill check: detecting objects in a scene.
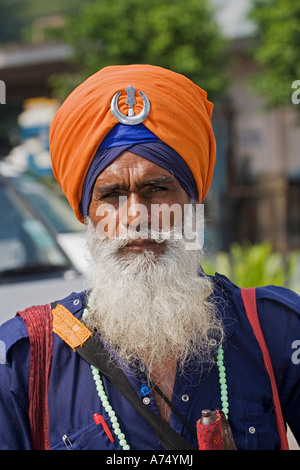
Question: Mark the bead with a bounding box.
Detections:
[222,401,229,410]
[90,365,129,448]
[216,344,229,420]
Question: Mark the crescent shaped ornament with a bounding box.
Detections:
[111,86,150,125]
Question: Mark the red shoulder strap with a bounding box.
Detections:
[17,304,53,450]
[240,287,289,450]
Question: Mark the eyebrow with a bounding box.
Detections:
[94,175,176,196]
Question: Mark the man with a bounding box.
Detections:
[0,65,299,450]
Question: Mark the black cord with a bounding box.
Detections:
[133,363,197,440]
[148,379,197,439]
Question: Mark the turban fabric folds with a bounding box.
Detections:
[49,64,216,223]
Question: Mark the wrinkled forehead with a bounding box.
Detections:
[94,151,175,184]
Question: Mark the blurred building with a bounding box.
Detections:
[0,0,299,253]
[210,0,300,253]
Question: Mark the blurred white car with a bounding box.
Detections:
[0,161,87,325]
[0,161,88,272]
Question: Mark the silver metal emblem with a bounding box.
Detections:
[111,85,150,125]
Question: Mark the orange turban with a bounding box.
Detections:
[49,64,216,223]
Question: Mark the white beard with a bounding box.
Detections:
[83,217,223,377]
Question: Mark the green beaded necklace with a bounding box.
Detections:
[82,308,229,450]
[91,365,131,450]
[217,345,229,418]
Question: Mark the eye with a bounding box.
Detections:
[149,186,168,193]
[100,191,121,199]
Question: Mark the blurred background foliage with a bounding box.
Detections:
[202,241,299,292]
[48,0,228,102]
[0,0,84,43]
[249,0,300,108]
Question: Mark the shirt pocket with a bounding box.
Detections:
[54,422,122,450]
[72,423,122,450]
[244,411,280,450]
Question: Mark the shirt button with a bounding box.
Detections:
[73,299,80,306]
[141,386,150,396]
[249,426,256,434]
[181,394,189,402]
[143,397,150,405]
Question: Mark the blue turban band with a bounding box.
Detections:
[80,123,198,218]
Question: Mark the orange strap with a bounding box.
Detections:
[52,304,91,350]
[241,287,289,450]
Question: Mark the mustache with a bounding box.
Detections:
[94,223,177,248]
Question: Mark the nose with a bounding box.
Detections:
[118,193,150,236]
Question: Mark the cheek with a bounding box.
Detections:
[89,202,119,238]
[150,204,185,232]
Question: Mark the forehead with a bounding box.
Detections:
[94,151,172,185]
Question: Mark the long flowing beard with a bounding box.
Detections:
[83,218,223,377]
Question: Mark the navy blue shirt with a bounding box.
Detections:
[0,273,299,450]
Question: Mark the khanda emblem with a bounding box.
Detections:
[111,85,150,125]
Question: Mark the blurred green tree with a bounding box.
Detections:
[249,0,300,108]
[0,0,27,43]
[0,0,85,43]
[49,0,227,101]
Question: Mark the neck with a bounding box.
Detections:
[147,359,178,424]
